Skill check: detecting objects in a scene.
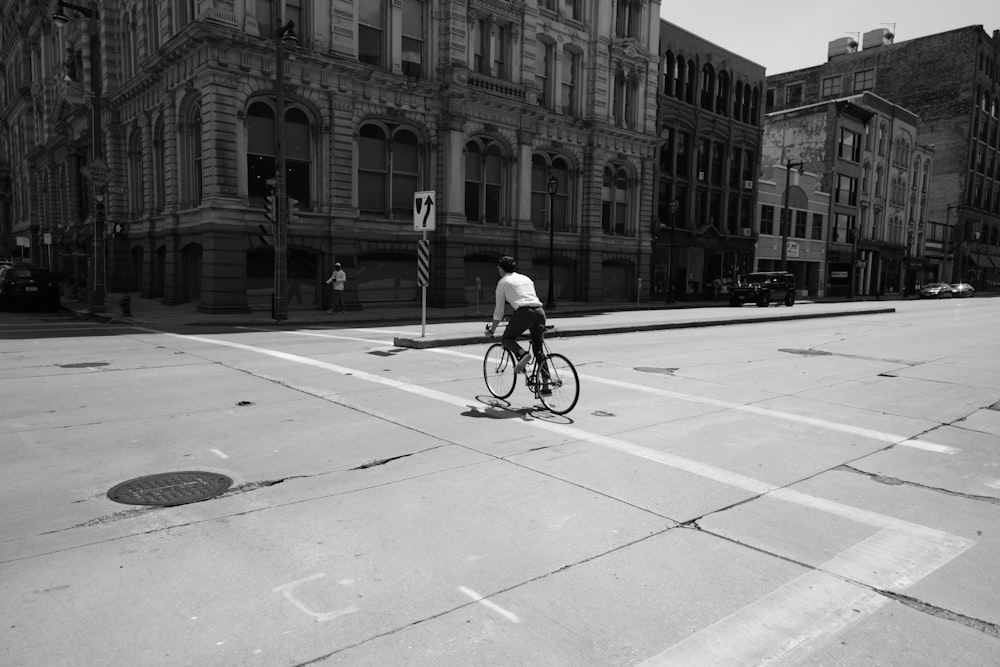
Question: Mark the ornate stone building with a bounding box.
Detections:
[1,0,663,313]
[653,21,766,301]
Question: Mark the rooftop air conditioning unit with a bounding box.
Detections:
[741,227,752,237]
[743,180,754,190]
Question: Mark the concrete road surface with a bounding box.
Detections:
[1,298,998,666]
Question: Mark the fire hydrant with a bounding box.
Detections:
[119,294,132,317]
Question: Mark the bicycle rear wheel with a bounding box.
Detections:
[538,353,579,415]
[483,343,517,399]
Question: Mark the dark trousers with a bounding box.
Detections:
[331,290,345,312]
[502,306,545,361]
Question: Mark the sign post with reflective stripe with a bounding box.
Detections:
[413,191,436,337]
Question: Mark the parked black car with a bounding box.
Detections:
[918,282,953,299]
[0,266,61,312]
[730,271,797,307]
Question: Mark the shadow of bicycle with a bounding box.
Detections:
[463,395,573,424]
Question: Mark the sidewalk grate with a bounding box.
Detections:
[107,471,233,507]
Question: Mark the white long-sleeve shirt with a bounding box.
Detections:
[493,272,542,321]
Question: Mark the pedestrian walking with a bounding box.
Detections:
[326,262,346,313]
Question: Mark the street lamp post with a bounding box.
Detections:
[53,0,105,312]
[666,199,678,302]
[903,221,915,297]
[781,160,804,272]
[271,16,298,321]
[546,175,558,309]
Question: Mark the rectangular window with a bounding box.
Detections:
[838,128,861,162]
[660,128,675,175]
[565,0,581,21]
[730,147,742,188]
[676,132,690,178]
[833,213,854,243]
[760,204,775,236]
[822,76,842,97]
[786,83,804,107]
[401,0,423,77]
[561,49,578,115]
[697,138,710,180]
[358,2,383,67]
[853,69,875,91]
[836,174,858,206]
[794,210,807,238]
[811,213,823,240]
[535,40,552,108]
[711,142,725,184]
[493,25,508,79]
[256,0,273,39]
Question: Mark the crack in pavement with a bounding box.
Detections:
[839,464,1000,506]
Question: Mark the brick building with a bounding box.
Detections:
[762,93,933,297]
[766,25,1000,291]
[0,0,663,314]
[653,20,765,301]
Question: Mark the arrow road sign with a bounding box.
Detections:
[413,191,436,231]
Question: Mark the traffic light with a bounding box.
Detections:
[287,197,299,224]
[94,194,106,221]
[265,194,275,223]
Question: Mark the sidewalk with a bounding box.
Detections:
[66,291,902,348]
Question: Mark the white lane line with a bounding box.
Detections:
[459,586,521,623]
[237,327,395,345]
[210,448,229,459]
[641,528,970,666]
[430,347,960,455]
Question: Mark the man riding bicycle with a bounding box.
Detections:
[485,256,546,374]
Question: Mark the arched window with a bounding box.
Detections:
[246,101,313,208]
[700,64,715,111]
[601,164,632,236]
[531,153,573,231]
[715,70,729,115]
[685,59,696,103]
[612,70,638,128]
[877,123,887,155]
[675,58,686,102]
[179,103,202,208]
[358,122,422,219]
[465,137,505,224]
[750,86,760,124]
[285,107,312,208]
[862,161,871,194]
[663,51,675,97]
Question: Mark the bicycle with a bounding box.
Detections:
[482,324,580,415]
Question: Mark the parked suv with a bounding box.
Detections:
[729,271,796,307]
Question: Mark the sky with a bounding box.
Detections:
[660,1,999,75]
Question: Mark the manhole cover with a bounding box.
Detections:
[107,471,233,507]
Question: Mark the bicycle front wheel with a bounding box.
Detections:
[538,353,579,415]
[483,343,517,399]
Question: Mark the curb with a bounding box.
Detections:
[392,306,897,349]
